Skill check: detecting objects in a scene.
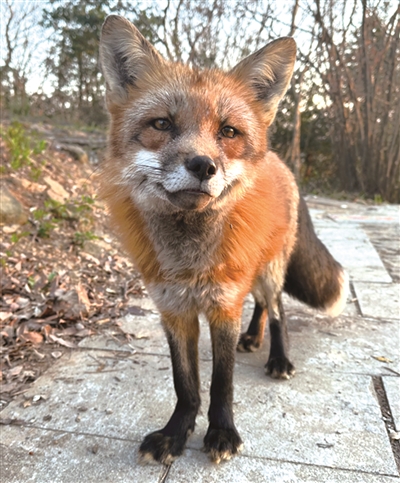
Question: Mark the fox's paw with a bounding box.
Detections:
[237,333,261,352]
[203,427,243,464]
[139,431,187,465]
[265,356,295,379]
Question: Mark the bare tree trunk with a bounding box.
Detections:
[286,68,307,181]
[285,0,302,181]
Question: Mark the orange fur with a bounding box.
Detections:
[99,178,163,284]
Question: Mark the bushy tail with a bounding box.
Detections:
[284,197,349,317]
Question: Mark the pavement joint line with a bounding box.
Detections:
[349,281,363,316]
[50,346,400,377]
[233,362,400,377]
[2,420,142,444]
[351,280,397,284]
[6,420,399,480]
[158,464,171,483]
[184,445,400,479]
[372,375,400,474]
[10,422,400,483]
[36,345,400,377]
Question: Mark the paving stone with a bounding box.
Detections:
[383,376,400,432]
[308,197,400,225]
[1,425,163,483]
[81,297,399,377]
[1,348,396,476]
[353,282,400,319]
[0,350,175,442]
[239,311,400,377]
[185,368,398,476]
[313,225,392,283]
[170,448,399,483]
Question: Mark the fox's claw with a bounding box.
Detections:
[237,333,262,352]
[203,428,243,464]
[139,431,186,465]
[265,356,295,379]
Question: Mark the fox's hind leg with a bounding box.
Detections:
[251,260,295,379]
[139,312,200,464]
[237,302,268,352]
[265,294,295,379]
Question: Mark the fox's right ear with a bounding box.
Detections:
[100,15,163,105]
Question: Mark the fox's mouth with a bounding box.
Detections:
[181,188,211,196]
[163,186,214,211]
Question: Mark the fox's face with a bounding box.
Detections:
[100,16,296,213]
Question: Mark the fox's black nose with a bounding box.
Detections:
[185,156,217,181]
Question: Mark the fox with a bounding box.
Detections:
[99,15,349,465]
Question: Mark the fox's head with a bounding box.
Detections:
[100,15,296,213]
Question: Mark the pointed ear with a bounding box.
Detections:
[231,38,296,124]
[100,15,164,104]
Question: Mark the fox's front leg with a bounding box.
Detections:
[139,313,200,464]
[204,317,243,463]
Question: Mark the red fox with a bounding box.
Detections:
[99,15,349,465]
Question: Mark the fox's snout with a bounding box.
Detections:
[185,156,217,182]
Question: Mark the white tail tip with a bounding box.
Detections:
[325,269,349,317]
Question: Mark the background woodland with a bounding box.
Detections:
[1,0,399,201]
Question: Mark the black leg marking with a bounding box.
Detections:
[139,318,200,464]
[237,301,268,352]
[204,321,243,463]
[265,295,295,379]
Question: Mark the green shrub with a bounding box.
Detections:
[1,122,47,170]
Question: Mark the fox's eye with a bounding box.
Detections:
[151,119,171,131]
[221,126,237,138]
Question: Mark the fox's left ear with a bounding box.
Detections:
[231,38,296,124]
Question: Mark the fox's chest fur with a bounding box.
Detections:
[145,210,224,278]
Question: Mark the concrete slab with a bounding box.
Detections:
[83,298,400,377]
[307,196,400,225]
[1,347,397,476]
[353,282,400,319]
[1,425,163,483]
[0,350,174,442]
[383,376,400,432]
[217,368,396,475]
[239,313,400,377]
[170,448,399,483]
[313,225,392,283]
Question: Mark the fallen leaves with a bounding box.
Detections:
[49,334,76,348]
[372,356,394,363]
[20,332,43,345]
[390,431,400,441]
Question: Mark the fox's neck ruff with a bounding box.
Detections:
[144,207,225,281]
